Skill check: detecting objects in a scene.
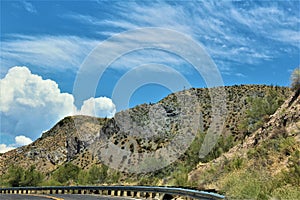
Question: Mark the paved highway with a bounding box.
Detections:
[0,194,137,200]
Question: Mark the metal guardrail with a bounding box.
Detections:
[0,185,225,200]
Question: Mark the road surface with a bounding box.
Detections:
[0,194,137,200]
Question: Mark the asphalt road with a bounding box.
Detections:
[0,194,137,200]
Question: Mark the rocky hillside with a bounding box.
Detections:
[189,88,300,199]
[0,85,293,187]
[0,116,108,175]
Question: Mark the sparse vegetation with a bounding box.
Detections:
[2,165,43,187]
[239,89,285,135]
[0,84,298,200]
[52,163,80,184]
[290,67,300,91]
[78,164,108,185]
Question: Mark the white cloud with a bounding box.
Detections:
[0,144,15,153]
[65,1,299,74]
[1,35,98,76]
[0,66,75,115]
[0,66,116,145]
[15,135,33,146]
[0,135,34,153]
[79,97,116,118]
[22,1,37,14]
[2,2,298,78]
[0,2,299,82]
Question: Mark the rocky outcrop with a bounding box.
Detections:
[189,88,300,188]
[0,85,291,175]
[0,115,107,175]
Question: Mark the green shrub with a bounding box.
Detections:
[224,156,244,172]
[52,163,80,184]
[78,170,89,185]
[107,169,121,184]
[271,185,300,200]
[41,179,63,186]
[239,90,284,135]
[221,164,300,200]
[87,164,108,184]
[4,165,43,187]
[171,164,189,187]
[221,170,270,200]
[200,134,235,163]
[290,67,300,91]
[285,150,300,186]
[20,165,44,186]
[6,165,24,187]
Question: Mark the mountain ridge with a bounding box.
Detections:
[1,84,296,198]
[0,85,291,173]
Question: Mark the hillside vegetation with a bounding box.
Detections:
[1,84,299,199]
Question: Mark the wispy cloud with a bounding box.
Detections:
[64,1,299,75]
[3,1,299,77]
[22,1,37,14]
[1,35,98,75]
[1,33,190,76]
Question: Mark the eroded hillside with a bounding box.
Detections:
[0,85,295,196]
[189,89,300,199]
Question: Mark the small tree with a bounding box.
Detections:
[87,164,108,184]
[20,165,44,186]
[239,89,284,135]
[290,67,300,91]
[6,166,24,187]
[53,163,80,184]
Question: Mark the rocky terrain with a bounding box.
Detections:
[0,85,290,175]
[1,84,298,199]
[189,88,300,199]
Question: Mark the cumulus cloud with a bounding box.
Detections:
[79,97,116,118]
[0,135,33,153]
[15,135,33,146]
[0,66,116,149]
[0,144,14,153]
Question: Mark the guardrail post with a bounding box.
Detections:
[149,192,154,198]
[157,192,164,200]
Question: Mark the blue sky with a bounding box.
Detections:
[0,0,299,152]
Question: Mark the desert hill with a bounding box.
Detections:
[1,84,298,199]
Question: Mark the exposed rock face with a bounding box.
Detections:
[188,88,300,188]
[0,115,107,175]
[0,85,291,175]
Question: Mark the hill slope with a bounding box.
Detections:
[0,85,289,174]
[189,89,300,199]
[0,84,296,197]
